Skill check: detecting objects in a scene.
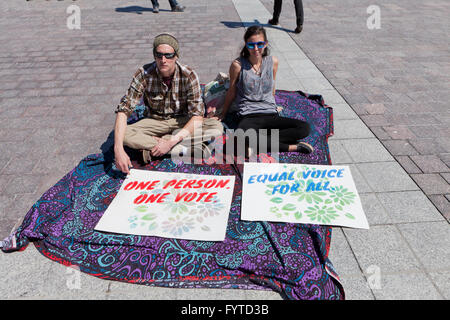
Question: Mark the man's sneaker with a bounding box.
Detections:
[142,149,152,164]
[296,142,314,154]
[191,143,212,163]
[294,25,303,33]
[171,5,185,12]
[153,6,159,13]
[268,18,279,25]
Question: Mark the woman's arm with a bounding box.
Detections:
[218,59,241,120]
[272,55,279,96]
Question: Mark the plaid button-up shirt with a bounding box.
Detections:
[116,61,204,120]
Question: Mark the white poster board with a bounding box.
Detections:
[241,163,369,229]
[95,169,235,241]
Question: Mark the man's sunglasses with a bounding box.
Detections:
[154,51,176,59]
[246,41,267,49]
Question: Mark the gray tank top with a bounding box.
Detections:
[234,56,278,116]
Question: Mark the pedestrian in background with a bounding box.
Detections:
[268,0,304,34]
[151,0,185,13]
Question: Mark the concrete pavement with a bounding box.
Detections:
[0,0,448,300]
[260,0,450,221]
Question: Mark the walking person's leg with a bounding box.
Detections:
[168,0,185,12]
[151,0,160,13]
[268,0,282,25]
[294,0,304,33]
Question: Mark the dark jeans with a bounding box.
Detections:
[235,113,310,153]
[273,0,304,26]
[151,0,179,8]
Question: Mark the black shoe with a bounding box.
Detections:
[294,25,303,33]
[153,6,159,13]
[296,142,314,154]
[268,18,279,25]
[171,5,185,12]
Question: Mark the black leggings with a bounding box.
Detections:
[273,0,304,26]
[235,113,310,152]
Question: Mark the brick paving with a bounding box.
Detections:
[0,0,244,238]
[1,0,449,300]
[260,0,450,221]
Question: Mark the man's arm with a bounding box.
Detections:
[114,68,147,173]
[114,112,132,174]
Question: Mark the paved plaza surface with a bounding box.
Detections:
[260,0,450,221]
[0,0,449,300]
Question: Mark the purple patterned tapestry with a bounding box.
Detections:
[1,90,344,300]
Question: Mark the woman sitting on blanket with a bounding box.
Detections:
[208,25,313,155]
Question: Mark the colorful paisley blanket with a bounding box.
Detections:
[1,90,344,300]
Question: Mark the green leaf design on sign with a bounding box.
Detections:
[141,213,156,221]
[329,186,356,206]
[135,205,148,212]
[345,213,356,220]
[305,205,338,223]
[270,197,283,204]
[282,203,296,211]
[148,222,158,231]
[291,179,327,204]
[294,211,302,219]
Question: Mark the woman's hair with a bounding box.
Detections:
[239,25,270,59]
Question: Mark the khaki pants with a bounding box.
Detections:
[123,116,223,157]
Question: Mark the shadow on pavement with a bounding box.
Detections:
[115,6,169,14]
[100,130,115,155]
[221,19,294,33]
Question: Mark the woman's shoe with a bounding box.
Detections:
[296,142,314,154]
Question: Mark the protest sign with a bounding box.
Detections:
[95,169,235,241]
[242,163,369,229]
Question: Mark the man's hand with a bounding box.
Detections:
[206,106,216,118]
[211,112,225,122]
[114,148,132,174]
[151,137,177,157]
[207,106,226,121]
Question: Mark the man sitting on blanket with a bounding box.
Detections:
[114,33,223,174]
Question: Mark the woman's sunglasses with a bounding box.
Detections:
[154,51,176,59]
[246,41,267,50]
